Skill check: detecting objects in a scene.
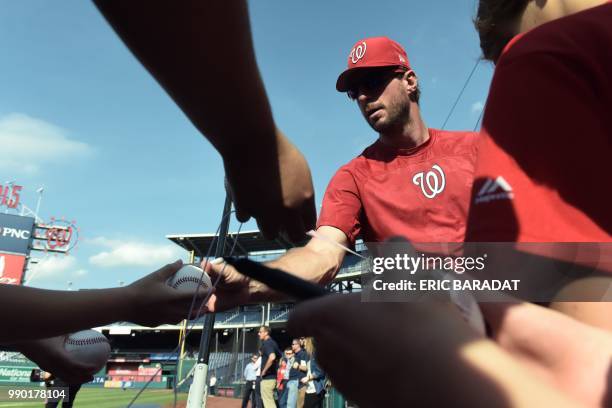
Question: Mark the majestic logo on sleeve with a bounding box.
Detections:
[474,176,514,204]
[412,164,446,199]
[349,42,367,64]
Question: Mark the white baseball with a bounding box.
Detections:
[167,264,212,295]
[64,330,111,375]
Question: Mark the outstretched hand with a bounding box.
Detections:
[126,260,213,326]
[201,259,255,313]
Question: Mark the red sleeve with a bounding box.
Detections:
[483,46,609,232]
[317,166,363,245]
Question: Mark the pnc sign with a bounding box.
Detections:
[1,228,31,240]
[0,214,35,255]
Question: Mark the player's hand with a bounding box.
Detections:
[223,129,316,243]
[125,260,212,326]
[288,293,481,407]
[201,259,254,312]
[18,336,95,385]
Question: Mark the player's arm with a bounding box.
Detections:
[206,226,348,311]
[205,167,360,311]
[93,0,315,241]
[262,226,348,293]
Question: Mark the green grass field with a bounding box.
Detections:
[0,385,187,408]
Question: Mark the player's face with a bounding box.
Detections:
[348,69,410,133]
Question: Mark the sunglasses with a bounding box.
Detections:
[347,69,406,100]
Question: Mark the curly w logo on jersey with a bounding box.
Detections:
[412,164,446,199]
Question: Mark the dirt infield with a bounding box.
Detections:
[163,395,241,408]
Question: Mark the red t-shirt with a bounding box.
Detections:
[465,2,612,243]
[318,128,479,244]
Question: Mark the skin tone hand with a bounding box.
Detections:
[225,129,316,242]
[201,226,347,312]
[481,301,612,407]
[124,260,213,326]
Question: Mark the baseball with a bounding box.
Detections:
[64,330,111,375]
[167,264,212,295]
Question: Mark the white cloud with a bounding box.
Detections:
[0,113,93,174]
[471,101,484,114]
[24,255,88,285]
[88,237,183,268]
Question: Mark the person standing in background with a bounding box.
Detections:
[258,326,281,408]
[242,354,259,408]
[277,348,293,408]
[300,338,326,408]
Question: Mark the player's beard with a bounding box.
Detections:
[367,95,410,135]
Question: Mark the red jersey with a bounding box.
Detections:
[317,129,479,244]
[466,2,612,243]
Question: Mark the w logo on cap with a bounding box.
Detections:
[349,41,367,64]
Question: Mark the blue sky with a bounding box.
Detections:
[1,0,492,290]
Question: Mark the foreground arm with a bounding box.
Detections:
[204,226,348,311]
[481,301,612,407]
[549,276,612,331]
[0,260,204,343]
[93,0,315,241]
[288,294,583,408]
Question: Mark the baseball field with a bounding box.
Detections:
[0,385,241,408]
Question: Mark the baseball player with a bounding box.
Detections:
[206,36,479,310]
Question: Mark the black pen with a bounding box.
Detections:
[223,257,329,301]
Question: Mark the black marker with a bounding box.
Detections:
[223,257,329,301]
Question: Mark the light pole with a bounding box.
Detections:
[35,187,44,222]
[187,183,232,408]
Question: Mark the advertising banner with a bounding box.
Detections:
[0,365,34,383]
[0,214,35,255]
[0,253,27,285]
